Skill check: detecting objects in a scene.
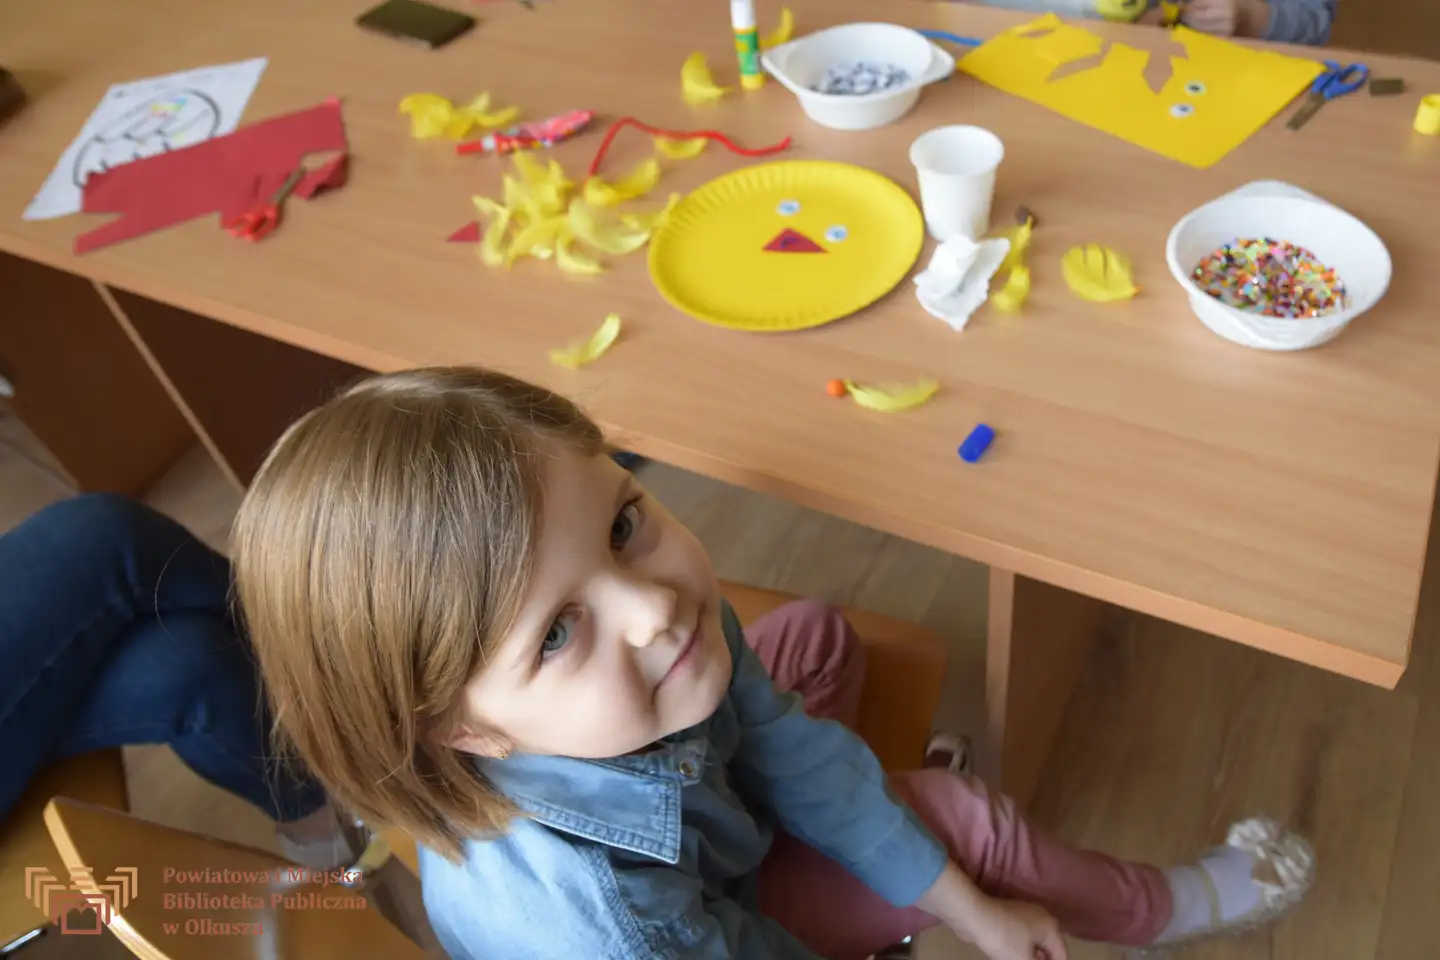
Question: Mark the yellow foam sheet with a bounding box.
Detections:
[957,15,1324,168]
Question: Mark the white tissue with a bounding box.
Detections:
[913,235,1011,331]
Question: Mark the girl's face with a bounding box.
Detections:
[451,447,733,760]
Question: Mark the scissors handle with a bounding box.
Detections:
[1318,60,1369,98]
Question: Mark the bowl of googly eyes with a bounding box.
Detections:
[760,23,956,131]
[1164,180,1392,351]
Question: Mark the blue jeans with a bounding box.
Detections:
[0,494,327,824]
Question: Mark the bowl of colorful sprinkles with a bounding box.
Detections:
[761,23,956,131]
[1165,185,1390,351]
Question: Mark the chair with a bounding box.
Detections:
[0,749,128,953]
[378,581,949,876]
[42,796,427,960]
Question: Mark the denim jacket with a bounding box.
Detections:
[420,602,947,959]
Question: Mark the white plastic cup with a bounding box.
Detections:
[909,126,1004,243]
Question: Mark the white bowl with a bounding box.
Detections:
[1164,184,1391,351]
[760,23,955,132]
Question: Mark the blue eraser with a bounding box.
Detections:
[958,424,995,463]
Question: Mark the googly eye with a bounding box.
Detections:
[1169,103,1195,119]
[1184,81,1207,96]
[824,225,849,243]
[777,200,801,216]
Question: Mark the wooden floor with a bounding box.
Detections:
[4,397,1439,960]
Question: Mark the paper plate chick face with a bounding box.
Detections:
[649,161,924,332]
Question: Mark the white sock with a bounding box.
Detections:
[276,804,359,869]
[1155,818,1315,945]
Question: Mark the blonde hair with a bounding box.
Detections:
[232,367,603,860]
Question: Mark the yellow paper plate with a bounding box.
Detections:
[649,161,924,332]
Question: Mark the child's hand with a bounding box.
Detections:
[970,898,1068,960]
[1183,0,1240,35]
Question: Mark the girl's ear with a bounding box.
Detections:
[432,717,513,759]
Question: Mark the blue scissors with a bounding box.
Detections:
[1286,59,1369,130]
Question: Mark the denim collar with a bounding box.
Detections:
[476,738,709,864]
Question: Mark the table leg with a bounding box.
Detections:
[99,286,366,490]
[984,568,1108,807]
[0,252,193,495]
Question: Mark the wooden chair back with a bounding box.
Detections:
[42,796,427,959]
[0,749,127,949]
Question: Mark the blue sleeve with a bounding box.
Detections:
[1263,0,1336,44]
[720,604,948,907]
[420,825,816,960]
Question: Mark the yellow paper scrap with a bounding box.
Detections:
[455,92,520,132]
[583,159,661,207]
[1061,244,1138,302]
[760,6,795,49]
[398,94,454,139]
[681,52,731,104]
[556,225,606,276]
[655,136,708,159]
[506,216,566,264]
[956,15,1325,168]
[997,218,1034,274]
[569,201,652,255]
[844,379,939,413]
[621,193,682,233]
[399,92,520,140]
[550,314,622,368]
[991,266,1032,314]
[479,210,512,268]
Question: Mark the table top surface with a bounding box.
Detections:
[2,0,1438,686]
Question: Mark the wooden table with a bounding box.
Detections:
[3,0,1438,804]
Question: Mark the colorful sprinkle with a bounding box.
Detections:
[1192,238,1347,319]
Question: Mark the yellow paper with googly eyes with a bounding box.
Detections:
[957,15,1324,169]
[648,161,923,332]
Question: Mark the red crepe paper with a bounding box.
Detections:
[586,116,791,178]
[75,97,348,255]
[447,221,481,243]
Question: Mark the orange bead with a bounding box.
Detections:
[825,378,847,398]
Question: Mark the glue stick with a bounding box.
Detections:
[731,0,765,91]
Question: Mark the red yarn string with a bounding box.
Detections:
[586,116,792,178]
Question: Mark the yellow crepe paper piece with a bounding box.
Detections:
[556,225,607,276]
[569,201,652,255]
[843,379,939,413]
[621,193,682,233]
[1061,244,1138,302]
[470,196,512,268]
[551,314,622,368]
[399,92,520,140]
[655,136,708,160]
[956,15,1325,168]
[584,159,661,207]
[472,155,672,275]
[991,265,1032,314]
[681,52,731,104]
[997,218,1034,275]
[506,216,567,264]
[760,6,795,49]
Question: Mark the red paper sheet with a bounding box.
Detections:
[75,98,347,254]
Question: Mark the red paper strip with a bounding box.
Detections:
[76,97,348,255]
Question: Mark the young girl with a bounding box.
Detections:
[232,368,1314,960]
